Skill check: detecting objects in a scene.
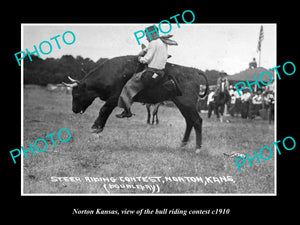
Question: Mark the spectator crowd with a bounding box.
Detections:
[205,85,274,123]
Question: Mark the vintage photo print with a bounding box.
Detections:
[20,23,276,195]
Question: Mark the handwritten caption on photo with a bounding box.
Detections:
[51,175,236,193]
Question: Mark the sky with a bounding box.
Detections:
[22,23,276,75]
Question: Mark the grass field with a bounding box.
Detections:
[22,85,275,194]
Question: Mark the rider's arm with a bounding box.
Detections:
[139,41,155,64]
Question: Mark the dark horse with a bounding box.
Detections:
[214,86,230,122]
[63,55,209,152]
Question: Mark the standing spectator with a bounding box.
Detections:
[228,85,235,96]
[228,85,236,117]
[234,86,242,116]
[250,90,263,119]
[249,57,257,69]
[207,88,215,118]
[266,91,275,124]
[197,84,208,112]
[240,88,251,119]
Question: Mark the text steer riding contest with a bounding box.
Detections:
[63,25,209,153]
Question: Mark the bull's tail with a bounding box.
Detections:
[197,70,209,98]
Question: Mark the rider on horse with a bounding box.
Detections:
[213,71,230,102]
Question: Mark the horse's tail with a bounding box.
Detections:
[197,70,209,98]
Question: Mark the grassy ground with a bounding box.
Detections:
[23,85,275,194]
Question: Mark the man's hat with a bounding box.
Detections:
[145,25,158,32]
[145,25,160,40]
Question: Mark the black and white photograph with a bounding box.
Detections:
[20,23,276,195]
[4,4,299,220]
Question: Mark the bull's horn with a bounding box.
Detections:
[68,76,80,83]
[62,82,78,88]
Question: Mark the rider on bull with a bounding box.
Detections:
[116,25,178,118]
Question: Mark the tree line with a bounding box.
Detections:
[24,55,223,86]
[24,55,107,86]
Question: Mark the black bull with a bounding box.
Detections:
[65,55,209,150]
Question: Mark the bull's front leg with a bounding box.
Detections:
[91,95,119,133]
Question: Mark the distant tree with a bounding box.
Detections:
[24,54,101,85]
[205,69,228,85]
[24,56,227,86]
[96,58,108,65]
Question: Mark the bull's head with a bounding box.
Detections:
[63,76,97,114]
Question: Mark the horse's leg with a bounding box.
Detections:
[220,103,225,115]
[215,103,220,118]
[220,104,224,122]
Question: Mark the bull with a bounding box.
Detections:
[63,55,208,152]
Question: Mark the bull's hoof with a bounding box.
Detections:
[180,141,188,148]
[195,148,201,154]
[91,124,103,133]
[91,128,103,133]
[195,146,202,154]
[196,147,209,156]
